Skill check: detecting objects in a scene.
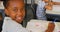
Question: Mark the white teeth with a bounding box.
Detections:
[17,17,22,20]
[18,17,21,19]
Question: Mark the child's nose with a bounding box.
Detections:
[17,10,23,16]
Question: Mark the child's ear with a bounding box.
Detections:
[5,9,9,16]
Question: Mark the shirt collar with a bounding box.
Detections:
[4,17,22,27]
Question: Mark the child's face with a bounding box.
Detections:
[5,1,25,23]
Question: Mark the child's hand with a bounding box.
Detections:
[45,1,53,10]
[45,5,52,10]
[45,22,55,32]
[48,1,53,6]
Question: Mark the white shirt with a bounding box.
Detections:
[36,1,47,20]
[37,1,46,8]
[2,17,30,32]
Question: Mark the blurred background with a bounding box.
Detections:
[0,0,60,32]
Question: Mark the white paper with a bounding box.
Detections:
[52,5,60,12]
[26,20,60,32]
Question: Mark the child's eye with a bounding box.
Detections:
[20,8,24,11]
[13,8,17,12]
[20,6,25,11]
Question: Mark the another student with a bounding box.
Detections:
[36,0,49,20]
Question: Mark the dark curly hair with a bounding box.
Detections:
[3,0,24,8]
[3,0,9,8]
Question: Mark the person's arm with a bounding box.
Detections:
[53,2,60,5]
[44,5,52,10]
[45,22,55,32]
[44,1,53,10]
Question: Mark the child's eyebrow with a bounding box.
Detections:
[20,5,25,8]
[13,7,25,10]
[21,6,25,8]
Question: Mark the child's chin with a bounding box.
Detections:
[15,19,23,23]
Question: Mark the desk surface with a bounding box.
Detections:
[46,10,60,15]
[26,20,60,32]
[46,5,60,15]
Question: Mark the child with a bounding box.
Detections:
[36,0,50,20]
[2,0,30,32]
[36,0,55,32]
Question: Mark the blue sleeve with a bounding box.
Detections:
[36,1,47,20]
